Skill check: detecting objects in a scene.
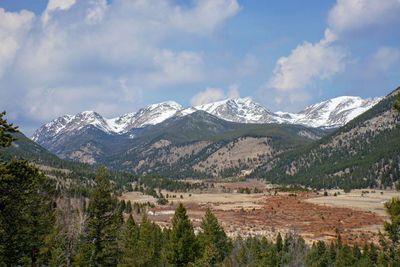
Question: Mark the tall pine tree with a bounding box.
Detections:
[0,112,56,266]
[168,203,199,266]
[74,165,120,266]
[197,208,231,265]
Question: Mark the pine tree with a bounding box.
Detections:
[393,92,400,113]
[198,208,231,265]
[0,113,55,266]
[74,165,120,266]
[119,214,139,266]
[126,200,132,214]
[168,203,199,266]
[135,212,162,266]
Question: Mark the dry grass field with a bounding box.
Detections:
[306,189,400,217]
[120,181,396,246]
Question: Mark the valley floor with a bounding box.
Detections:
[120,181,398,247]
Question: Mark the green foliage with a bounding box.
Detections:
[0,112,56,266]
[74,165,121,266]
[393,92,400,113]
[197,208,231,265]
[0,111,18,151]
[168,203,199,266]
[119,215,138,266]
[0,160,56,266]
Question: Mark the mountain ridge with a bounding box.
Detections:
[32,95,381,145]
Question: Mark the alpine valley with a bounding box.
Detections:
[25,92,392,180]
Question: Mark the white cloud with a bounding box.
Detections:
[369,46,400,71]
[328,0,400,35]
[263,0,400,111]
[85,0,107,25]
[267,35,347,92]
[146,50,205,88]
[190,88,226,106]
[0,8,34,77]
[0,0,241,130]
[171,0,241,35]
[42,0,77,24]
[190,85,240,106]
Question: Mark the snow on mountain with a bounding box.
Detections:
[107,101,183,133]
[276,96,382,128]
[194,97,282,124]
[32,102,184,144]
[32,96,382,144]
[32,111,113,143]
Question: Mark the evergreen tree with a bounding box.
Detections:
[197,208,231,265]
[135,212,162,266]
[119,214,139,266]
[393,92,400,113]
[0,160,56,266]
[0,113,55,266]
[168,203,199,266]
[74,165,120,266]
[0,111,17,151]
[125,200,132,214]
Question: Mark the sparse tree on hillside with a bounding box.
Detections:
[393,92,400,113]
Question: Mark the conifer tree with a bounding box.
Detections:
[119,214,138,266]
[126,200,132,214]
[0,112,55,266]
[74,165,120,266]
[168,203,199,266]
[198,208,231,265]
[393,92,400,113]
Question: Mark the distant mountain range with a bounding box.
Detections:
[5,88,400,188]
[27,94,382,178]
[32,95,381,143]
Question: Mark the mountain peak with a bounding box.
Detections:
[32,95,382,145]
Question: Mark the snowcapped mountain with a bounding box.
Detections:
[32,102,183,144]
[194,97,282,124]
[32,111,113,143]
[276,96,382,128]
[106,101,183,133]
[32,96,382,145]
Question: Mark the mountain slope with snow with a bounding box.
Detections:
[194,97,283,124]
[276,96,382,128]
[32,96,382,147]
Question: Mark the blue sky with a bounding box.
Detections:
[0,0,399,135]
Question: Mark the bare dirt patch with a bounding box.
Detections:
[121,186,385,246]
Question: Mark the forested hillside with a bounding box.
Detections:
[251,87,400,190]
[0,129,202,197]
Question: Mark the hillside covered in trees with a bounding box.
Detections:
[251,88,400,190]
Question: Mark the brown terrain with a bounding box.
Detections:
[120,180,395,246]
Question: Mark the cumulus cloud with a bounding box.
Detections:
[0,8,34,77]
[145,50,205,88]
[327,0,400,35]
[0,0,241,133]
[267,33,347,91]
[190,84,241,106]
[263,0,400,110]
